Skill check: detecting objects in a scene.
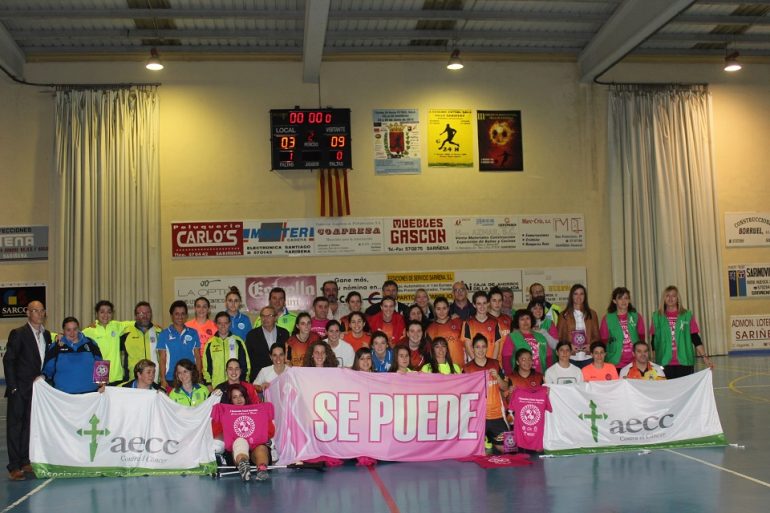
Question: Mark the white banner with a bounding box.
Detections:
[30,381,218,477]
[544,370,725,454]
[730,314,770,352]
[725,212,770,247]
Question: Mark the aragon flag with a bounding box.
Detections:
[318,168,350,217]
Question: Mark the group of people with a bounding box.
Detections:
[3,279,713,481]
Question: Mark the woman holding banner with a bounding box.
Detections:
[389,344,413,374]
[211,384,274,482]
[650,286,713,379]
[168,359,210,407]
[421,337,462,374]
[352,347,373,372]
[464,333,509,453]
[508,348,544,390]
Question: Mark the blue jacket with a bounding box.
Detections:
[43,332,102,394]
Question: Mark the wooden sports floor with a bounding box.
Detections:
[1,355,769,513]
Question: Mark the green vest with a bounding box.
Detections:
[83,320,133,383]
[120,323,162,383]
[605,311,640,365]
[545,304,562,325]
[253,311,297,334]
[652,310,695,366]
[168,384,209,407]
[203,334,250,388]
[510,330,551,373]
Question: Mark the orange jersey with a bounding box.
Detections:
[462,317,501,358]
[464,359,505,419]
[286,333,320,367]
[426,319,464,367]
[342,332,371,351]
[186,319,217,357]
[491,313,512,341]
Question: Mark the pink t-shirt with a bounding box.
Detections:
[310,318,328,337]
[599,313,646,369]
[523,332,544,373]
[211,402,274,452]
[509,387,552,452]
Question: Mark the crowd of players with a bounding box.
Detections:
[3,278,712,481]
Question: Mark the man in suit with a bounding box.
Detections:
[3,301,51,481]
[245,306,288,382]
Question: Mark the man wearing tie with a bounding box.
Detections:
[3,301,51,481]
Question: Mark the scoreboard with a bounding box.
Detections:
[270,108,352,170]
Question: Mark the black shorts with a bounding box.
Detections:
[485,418,509,443]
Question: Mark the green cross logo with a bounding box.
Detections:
[578,400,608,443]
[76,414,110,462]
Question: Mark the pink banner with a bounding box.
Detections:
[268,368,487,462]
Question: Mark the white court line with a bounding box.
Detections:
[665,450,770,489]
[1,478,53,513]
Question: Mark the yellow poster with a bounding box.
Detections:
[427,109,474,167]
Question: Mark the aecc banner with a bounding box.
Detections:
[544,370,725,455]
[30,382,218,477]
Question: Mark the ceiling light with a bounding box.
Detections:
[447,49,464,70]
[724,51,741,72]
[145,48,164,71]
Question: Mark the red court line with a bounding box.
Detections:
[367,465,401,513]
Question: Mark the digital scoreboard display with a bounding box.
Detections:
[270,108,352,170]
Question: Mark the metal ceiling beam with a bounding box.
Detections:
[650,31,770,43]
[0,8,608,23]
[0,21,25,78]
[20,44,584,57]
[302,0,330,84]
[0,9,303,20]
[578,0,694,82]
[675,13,770,24]
[10,28,594,43]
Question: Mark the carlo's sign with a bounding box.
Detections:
[172,222,244,257]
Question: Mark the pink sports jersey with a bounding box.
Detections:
[211,402,275,452]
[509,387,551,452]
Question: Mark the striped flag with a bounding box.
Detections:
[318,168,350,217]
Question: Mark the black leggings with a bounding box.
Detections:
[664,365,694,379]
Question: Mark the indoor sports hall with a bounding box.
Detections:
[2,1,770,512]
